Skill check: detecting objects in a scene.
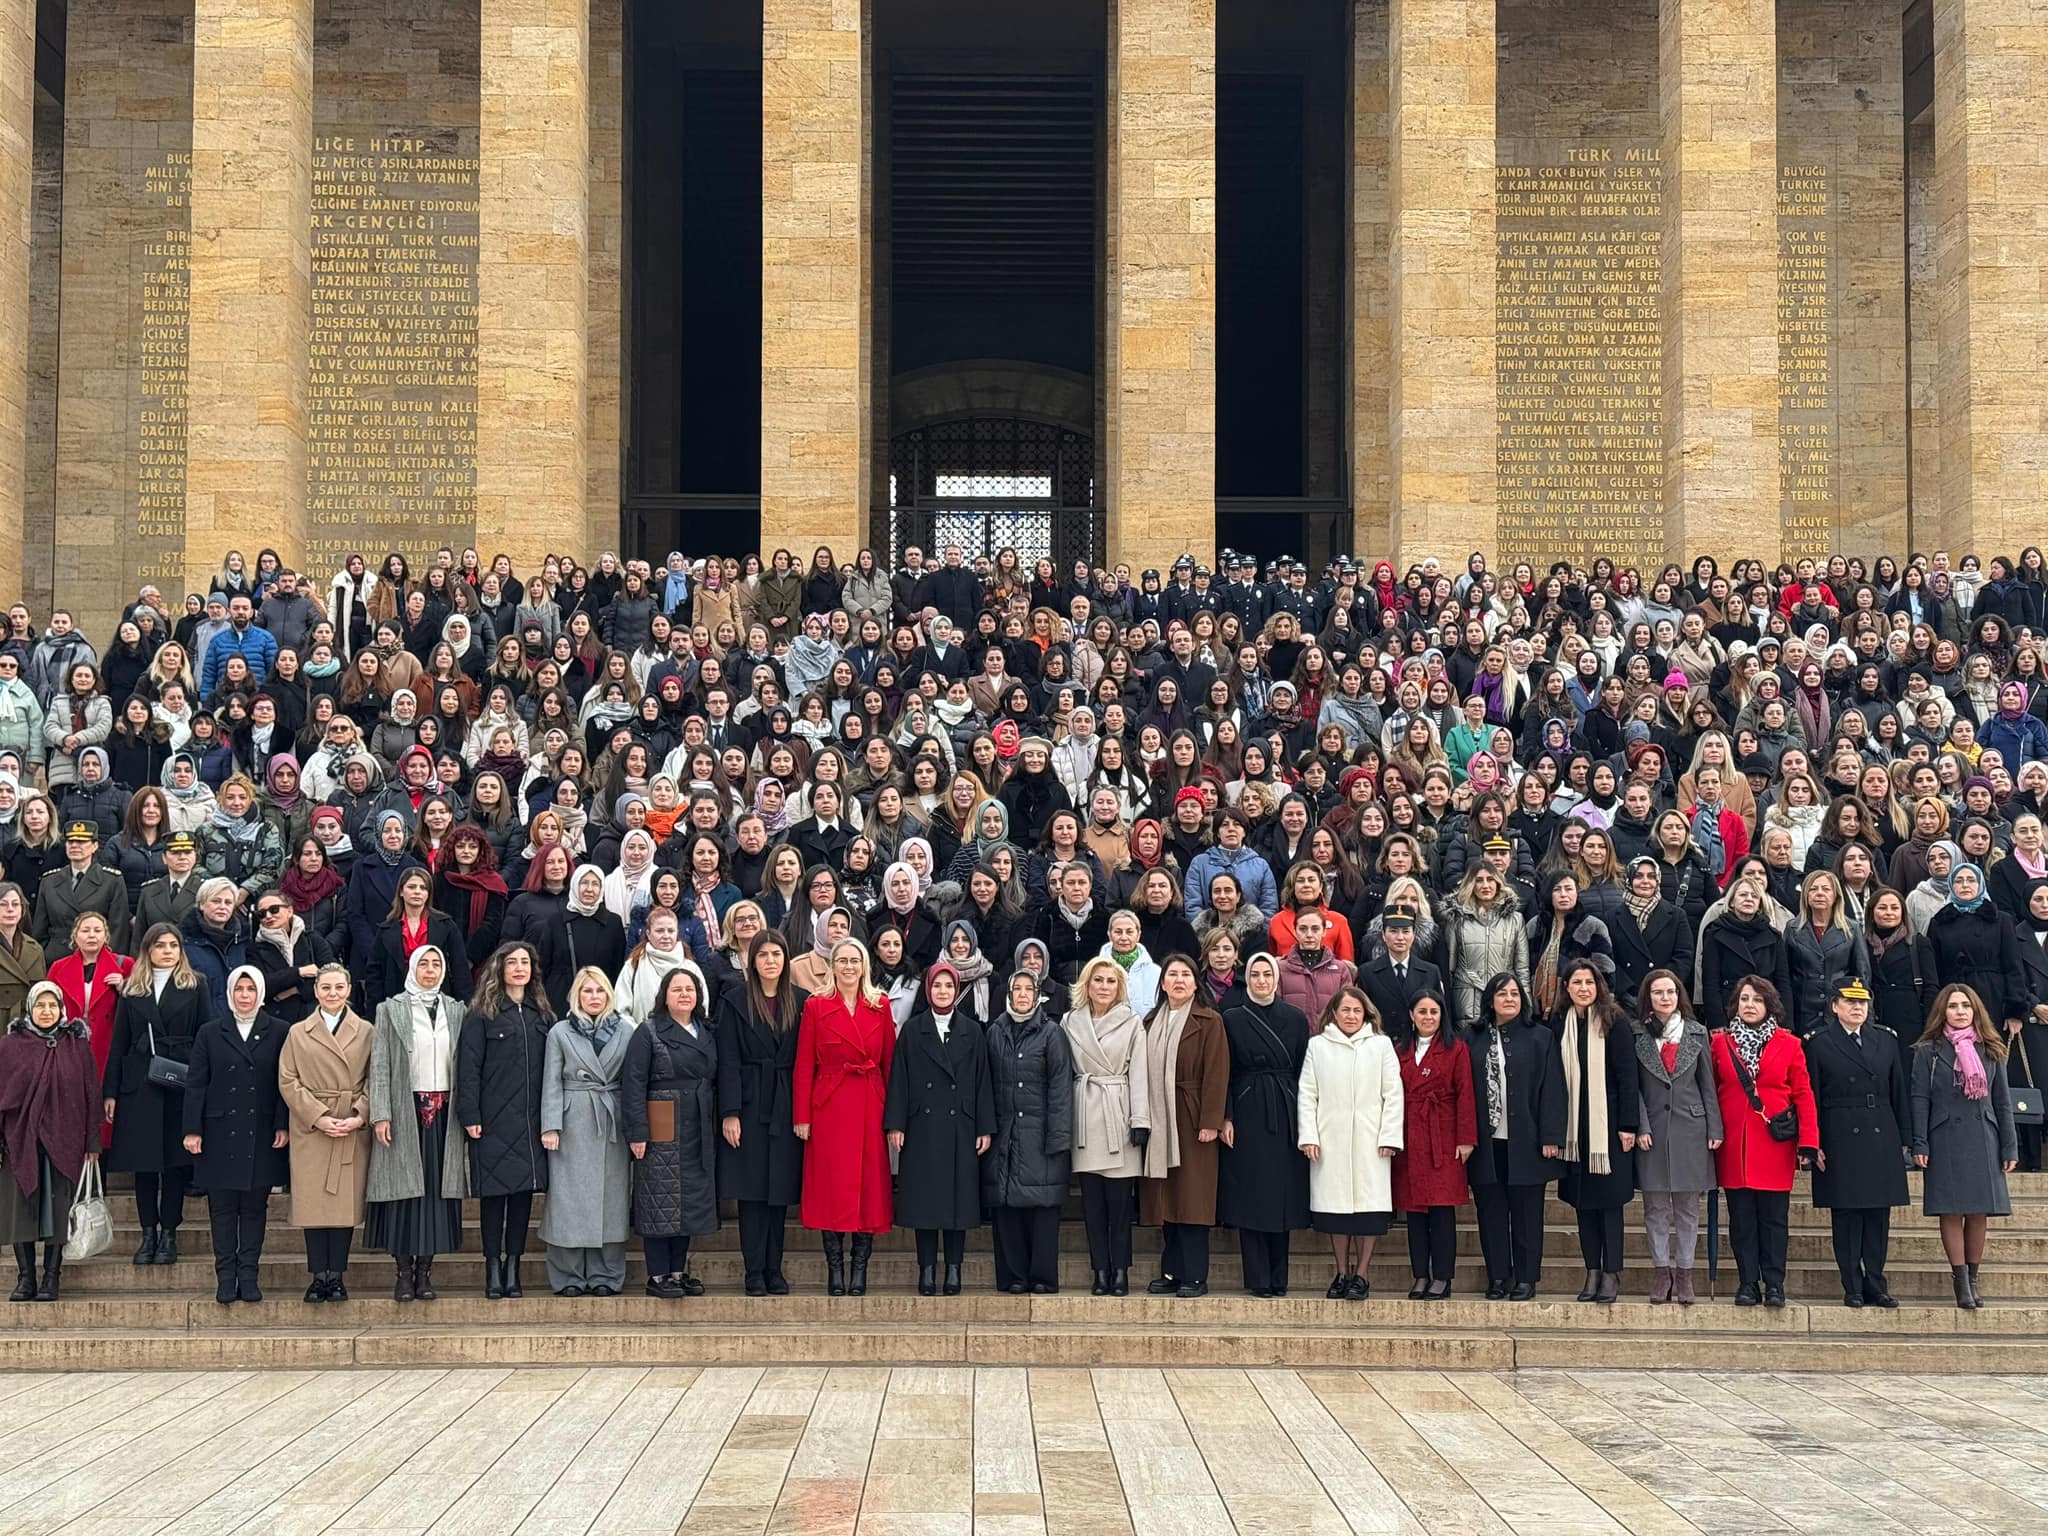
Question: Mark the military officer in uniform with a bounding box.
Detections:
[1804,978,1911,1307]
[33,823,132,961]
[135,832,203,935]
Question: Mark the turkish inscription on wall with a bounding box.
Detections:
[1496,148,1664,570]
[1778,163,1835,553]
[308,133,479,574]
[137,152,191,587]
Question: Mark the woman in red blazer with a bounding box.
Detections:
[1710,974,1818,1308]
[1393,990,1476,1298]
[45,912,130,1090]
[794,936,896,1297]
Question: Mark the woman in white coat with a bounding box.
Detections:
[1095,910,1161,1016]
[1298,984,1404,1299]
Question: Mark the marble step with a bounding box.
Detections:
[56,1249,2048,1298]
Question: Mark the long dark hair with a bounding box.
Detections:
[472,940,553,1021]
[746,929,801,1035]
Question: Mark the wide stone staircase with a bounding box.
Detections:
[7,1179,2047,1372]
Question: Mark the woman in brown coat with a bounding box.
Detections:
[0,883,47,1024]
[278,962,372,1301]
[1139,952,1230,1297]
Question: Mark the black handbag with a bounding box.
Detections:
[1729,1044,1798,1142]
[144,1020,189,1092]
[2013,1032,2043,1128]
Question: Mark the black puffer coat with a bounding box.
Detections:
[713,989,805,1207]
[982,1005,1074,1210]
[623,1012,720,1238]
[884,1009,996,1230]
[454,997,551,1197]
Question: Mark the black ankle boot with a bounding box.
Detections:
[134,1225,159,1266]
[9,1244,34,1302]
[1968,1262,1982,1307]
[918,1264,937,1297]
[484,1255,504,1300]
[414,1258,436,1301]
[35,1248,60,1302]
[394,1260,415,1302]
[503,1255,524,1297]
[153,1228,177,1266]
[1952,1264,1974,1309]
[1091,1269,1109,1296]
[849,1234,872,1296]
[943,1263,962,1296]
[823,1232,846,1297]
[1109,1267,1129,1296]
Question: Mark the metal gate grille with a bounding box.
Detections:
[879,420,1102,570]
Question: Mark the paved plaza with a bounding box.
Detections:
[2,1365,2045,1534]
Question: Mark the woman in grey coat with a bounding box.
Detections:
[366,945,470,1300]
[539,965,635,1296]
[1912,983,2019,1309]
[1630,968,1721,1306]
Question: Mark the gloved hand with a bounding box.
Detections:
[1131,1126,1150,1150]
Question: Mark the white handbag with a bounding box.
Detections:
[63,1160,112,1262]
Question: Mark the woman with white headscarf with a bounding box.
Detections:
[602,829,659,925]
[181,964,291,1305]
[366,945,470,1301]
[536,864,626,1015]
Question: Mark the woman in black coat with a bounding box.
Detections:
[981,968,1073,1294]
[1465,972,1566,1300]
[884,962,996,1296]
[529,864,625,1016]
[103,922,213,1267]
[1927,865,2025,1032]
[1217,952,1311,1297]
[248,892,338,1018]
[456,941,554,1300]
[1698,881,1791,1029]
[371,868,474,1011]
[1804,981,1911,1307]
[181,963,290,1305]
[622,963,721,1299]
[714,930,806,1295]
[2013,879,2048,1171]
[1551,961,1640,1303]
[1864,889,1935,1052]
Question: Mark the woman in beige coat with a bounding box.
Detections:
[278,962,372,1301]
[692,567,740,641]
[1061,955,1153,1296]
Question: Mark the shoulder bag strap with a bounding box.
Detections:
[1726,1040,1765,1114]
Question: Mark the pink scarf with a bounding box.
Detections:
[1945,1024,1990,1100]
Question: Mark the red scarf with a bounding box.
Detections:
[444,866,508,930]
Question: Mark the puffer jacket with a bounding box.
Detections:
[982,1005,1075,1209]
[454,998,552,1197]
[622,1011,720,1239]
[1442,887,1530,1028]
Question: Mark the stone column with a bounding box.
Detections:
[1388,0,1495,566]
[586,0,623,550]
[761,0,868,561]
[478,0,589,574]
[1659,0,1780,565]
[184,0,312,587]
[0,0,29,606]
[1933,0,2047,558]
[1351,0,1390,558]
[1107,0,1216,575]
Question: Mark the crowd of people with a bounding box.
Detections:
[0,539,2033,1311]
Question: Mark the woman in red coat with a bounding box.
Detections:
[1392,991,1476,1298]
[794,936,897,1296]
[45,912,130,1090]
[1710,974,1818,1308]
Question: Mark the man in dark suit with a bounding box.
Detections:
[135,833,203,935]
[1805,978,1911,1308]
[921,547,984,631]
[33,823,133,961]
[1358,909,1441,1047]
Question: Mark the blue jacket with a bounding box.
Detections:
[1184,842,1278,922]
[200,623,279,697]
[1981,710,2048,769]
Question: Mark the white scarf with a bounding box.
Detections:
[1559,1008,1610,1175]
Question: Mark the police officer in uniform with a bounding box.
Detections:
[1804,978,1911,1307]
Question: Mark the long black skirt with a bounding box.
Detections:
[366,1105,464,1258]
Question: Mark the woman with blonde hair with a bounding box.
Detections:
[1785,869,1869,1038]
[1677,731,1756,830]
[794,937,896,1295]
[279,963,372,1300]
[538,965,635,1296]
[1062,954,1151,1295]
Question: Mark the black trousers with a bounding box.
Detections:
[738,1201,788,1280]
[1078,1174,1135,1269]
[1472,1169,1545,1286]
[1725,1188,1791,1288]
[206,1188,268,1279]
[304,1226,353,1273]
[914,1229,966,1268]
[1239,1229,1292,1293]
[135,1168,191,1232]
[992,1205,1060,1290]
[478,1192,534,1260]
[1406,1207,1457,1280]
[1161,1222,1210,1285]
[1577,1207,1624,1272]
[645,1234,691,1275]
[1828,1206,1891,1295]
